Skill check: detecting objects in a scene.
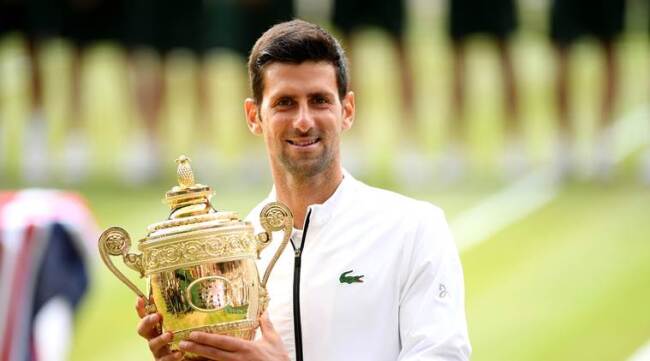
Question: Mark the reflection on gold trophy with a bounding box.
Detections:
[98,156,292,358]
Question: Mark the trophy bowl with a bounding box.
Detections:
[98,155,292,358]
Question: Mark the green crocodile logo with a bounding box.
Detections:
[339,270,364,284]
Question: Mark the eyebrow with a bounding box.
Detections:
[269,91,335,102]
[308,91,334,98]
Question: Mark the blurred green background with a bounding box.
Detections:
[1,1,649,360]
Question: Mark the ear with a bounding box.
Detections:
[244,98,263,135]
[341,91,355,131]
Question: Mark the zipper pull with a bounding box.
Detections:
[294,248,301,258]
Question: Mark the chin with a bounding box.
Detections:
[282,158,330,178]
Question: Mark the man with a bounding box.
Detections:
[332,0,415,131]
[136,19,471,361]
[445,0,523,181]
[550,0,626,180]
[0,0,60,181]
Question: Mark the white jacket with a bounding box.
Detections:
[247,172,471,361]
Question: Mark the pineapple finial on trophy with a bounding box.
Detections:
[165,155,213,218]
[176,155,195,189]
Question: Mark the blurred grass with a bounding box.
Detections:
[463,180,650,361]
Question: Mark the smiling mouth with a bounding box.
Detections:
[287,138,320,147]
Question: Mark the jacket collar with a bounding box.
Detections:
[263,169,355,228]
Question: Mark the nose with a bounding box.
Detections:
[293,102,314,133]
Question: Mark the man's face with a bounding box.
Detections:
[245,61,354,178]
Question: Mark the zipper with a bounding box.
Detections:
[291,209,311,361]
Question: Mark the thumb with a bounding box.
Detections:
[259,311,277,337]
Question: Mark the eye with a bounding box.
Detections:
[311,95,330,105]
[275,97,294,108]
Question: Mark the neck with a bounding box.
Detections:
[271,165,343,229]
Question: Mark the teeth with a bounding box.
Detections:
[290,139,318,146]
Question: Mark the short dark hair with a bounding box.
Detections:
[248,19,349,104]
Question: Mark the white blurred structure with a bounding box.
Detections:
[0,190,97,361]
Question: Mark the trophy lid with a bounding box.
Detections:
[143,155,247,242]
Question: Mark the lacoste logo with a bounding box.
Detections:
[339,270,364,284]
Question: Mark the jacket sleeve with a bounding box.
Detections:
[397,204,471,361]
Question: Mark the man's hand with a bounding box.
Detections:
[135,297,184,361]
[178,312,289,361]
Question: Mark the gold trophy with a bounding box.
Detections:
[98,155,292,357]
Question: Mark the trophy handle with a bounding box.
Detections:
[98,227,157,314]
[257,202,293,289]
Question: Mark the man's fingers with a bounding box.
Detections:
[187,331,246,352]
[259,311,285,346]
[158,351,184,361]
[149,332,174,357]
[137,313,162,339]
[259,311,277,336]
[179,340,237,361]
[135,297,147,319]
